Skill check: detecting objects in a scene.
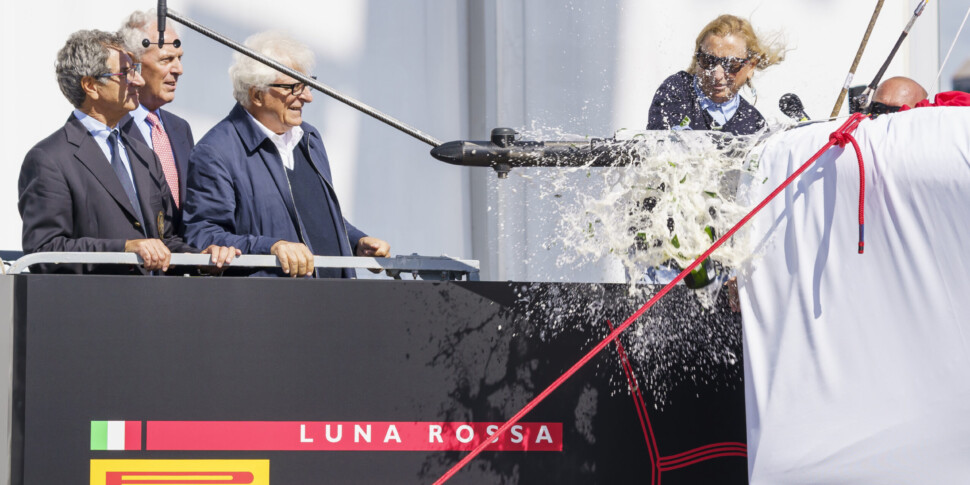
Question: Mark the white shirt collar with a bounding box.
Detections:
[692,76,741,127]
[72,109,136,182]
[245,110,304,170]
[130,104,151,125]
[128,104,162,148]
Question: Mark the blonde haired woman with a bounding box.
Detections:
[647,14,784,135]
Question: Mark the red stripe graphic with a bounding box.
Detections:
[609,321,747,483]
[660,450,748,472]
[659,442,747,464]
[124,421,142,451]
[147,421,561,451]
[607,320,660,485]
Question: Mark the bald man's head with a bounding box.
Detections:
[873,76,928,109]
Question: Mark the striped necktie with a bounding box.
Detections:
[145,111,180,208]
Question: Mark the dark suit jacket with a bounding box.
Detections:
[184,103,366,278]
[121,108,194,234]
[647,71,766,136]
[18,114,197,274]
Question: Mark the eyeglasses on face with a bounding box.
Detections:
[98,63,142,81]
[695,51,750,74]
[268,76,318,97]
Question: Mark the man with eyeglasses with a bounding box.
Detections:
[118,9,193,235]
[184,31,390,278]
[18,30,238,274]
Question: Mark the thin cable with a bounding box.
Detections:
[855,0,931,111]
[166,10,442,148]
[937,4,970,83]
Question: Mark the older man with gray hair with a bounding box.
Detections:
[118,9,193,234]
[184,31,389,278]
[18,30,237,274]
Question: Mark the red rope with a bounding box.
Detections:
[827,114,868,253]
[432,113,869,485]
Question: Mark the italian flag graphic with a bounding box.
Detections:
[90,421,142,451]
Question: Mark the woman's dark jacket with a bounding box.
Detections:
[647,71,765,136]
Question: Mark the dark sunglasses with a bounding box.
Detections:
[695,50,751,74]
[865,101,901,116]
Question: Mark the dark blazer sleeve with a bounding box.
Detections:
[344,220,366,252]
[19,145,127,253]
[648,72,694,131]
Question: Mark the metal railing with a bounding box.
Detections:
[3,252,479,281]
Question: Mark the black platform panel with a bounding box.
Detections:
[11,275,746,484]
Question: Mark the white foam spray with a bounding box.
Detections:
[492,125,780,405]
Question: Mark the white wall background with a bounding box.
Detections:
[0,0,948,281]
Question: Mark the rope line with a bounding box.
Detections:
[827,114,867,253]
[432,113,870,484]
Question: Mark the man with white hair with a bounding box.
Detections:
[184,32,390,278]
[118,9,193,234]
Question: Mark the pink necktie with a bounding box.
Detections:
[145,112,180,208]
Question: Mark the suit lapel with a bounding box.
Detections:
[229,104,302,233]
[65,116,144,224]
[123,132,161,238]
[303,132,334,187]
[301,134,355,259]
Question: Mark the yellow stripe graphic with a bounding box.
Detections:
[90,460,269,485]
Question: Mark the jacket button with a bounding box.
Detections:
[134,222,141,227]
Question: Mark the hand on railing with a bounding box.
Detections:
[356,237,391,274]
[124,238,173,272]
[200,245,242,272]
[270,241,315,277]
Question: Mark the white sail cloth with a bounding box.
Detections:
[739,108,970,484]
